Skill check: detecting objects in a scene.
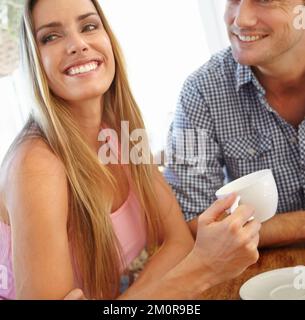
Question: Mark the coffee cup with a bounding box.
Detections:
[215,169,278,223]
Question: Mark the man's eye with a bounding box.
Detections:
[41,34,59,44]
[83,24,97,32]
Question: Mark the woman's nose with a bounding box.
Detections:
[66,34,89,55]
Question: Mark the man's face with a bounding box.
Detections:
[224,0,305,67]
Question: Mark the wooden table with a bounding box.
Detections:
[200,243,305,299]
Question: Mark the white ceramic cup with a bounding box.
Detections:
[215,169,278,223]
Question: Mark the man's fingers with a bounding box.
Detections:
[64,289,87,300]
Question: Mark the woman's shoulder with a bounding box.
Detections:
[5,137,65,179]
[0,138,66,224]
[1,137,69,226]
[1,137,67,203]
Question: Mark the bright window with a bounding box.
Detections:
[101,0,211,152]
[0,0,24,163]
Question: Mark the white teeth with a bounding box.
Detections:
[67,61,99,76]
[238,35,262,42]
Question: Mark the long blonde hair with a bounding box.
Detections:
[3,0,162,299]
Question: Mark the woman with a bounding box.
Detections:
[0,0,260,300]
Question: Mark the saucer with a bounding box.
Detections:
[239,267,305,300]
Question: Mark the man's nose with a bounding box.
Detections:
[234,0,258,29]
[66,34,89,55]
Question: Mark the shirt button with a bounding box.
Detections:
[248,148,256,156]
[290,137,298,144]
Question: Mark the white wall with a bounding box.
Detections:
[101,0,211,152]
[198,0,229,55]
[0,71,28,162]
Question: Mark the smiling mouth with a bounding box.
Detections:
[234,34,268,43]
[65,60,102,76]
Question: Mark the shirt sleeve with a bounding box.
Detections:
[163,76,225,221]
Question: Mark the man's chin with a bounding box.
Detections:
[231,50,260,67]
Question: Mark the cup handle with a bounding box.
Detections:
[226,195,255,221]
[227,195,241,214]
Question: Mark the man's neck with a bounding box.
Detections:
[253,41,305,96]
[254,63,305,96]
[253,59,305,128]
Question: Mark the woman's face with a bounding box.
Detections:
[32,0,115,104]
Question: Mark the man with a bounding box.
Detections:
[164,0,305,247]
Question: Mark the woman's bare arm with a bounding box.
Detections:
[62,193,260,300]
[5,140,75,299]
[120,166,195,298]
[120,195,260,299]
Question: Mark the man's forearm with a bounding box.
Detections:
[259,211,305,248]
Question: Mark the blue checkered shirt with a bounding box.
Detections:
[164,47,305,222]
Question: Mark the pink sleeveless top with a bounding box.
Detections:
[0,190,147,300]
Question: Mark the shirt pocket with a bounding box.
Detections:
[222,134,273,177]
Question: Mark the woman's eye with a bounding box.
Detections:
[40,24,98,44]
[41,34,59,44]
[258,0,274,4]
[83,24,97,32]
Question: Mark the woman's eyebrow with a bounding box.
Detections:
[35,12,99,34]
